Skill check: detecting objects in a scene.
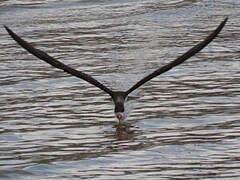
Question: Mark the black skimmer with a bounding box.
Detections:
[4,17,228,122]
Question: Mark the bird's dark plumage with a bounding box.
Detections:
[4,17,228,121]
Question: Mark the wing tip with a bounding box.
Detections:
[4,25,13,36]
[3,25,9,31]
[223,16,228,24]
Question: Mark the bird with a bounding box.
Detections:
[4,17,228,122]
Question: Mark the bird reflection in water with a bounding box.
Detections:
[114,122,137,140]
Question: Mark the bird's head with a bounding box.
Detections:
[112,91,127,122]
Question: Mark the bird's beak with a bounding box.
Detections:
[116,112,124,122]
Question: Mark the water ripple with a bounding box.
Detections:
[1,0,240,179]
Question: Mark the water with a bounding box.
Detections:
[0,0,240,179]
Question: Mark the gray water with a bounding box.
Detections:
[0,0,240,179]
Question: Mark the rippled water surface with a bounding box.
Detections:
[0,0,240,179]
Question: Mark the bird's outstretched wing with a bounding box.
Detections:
[126,17,228,95]
[4,26,114,97]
